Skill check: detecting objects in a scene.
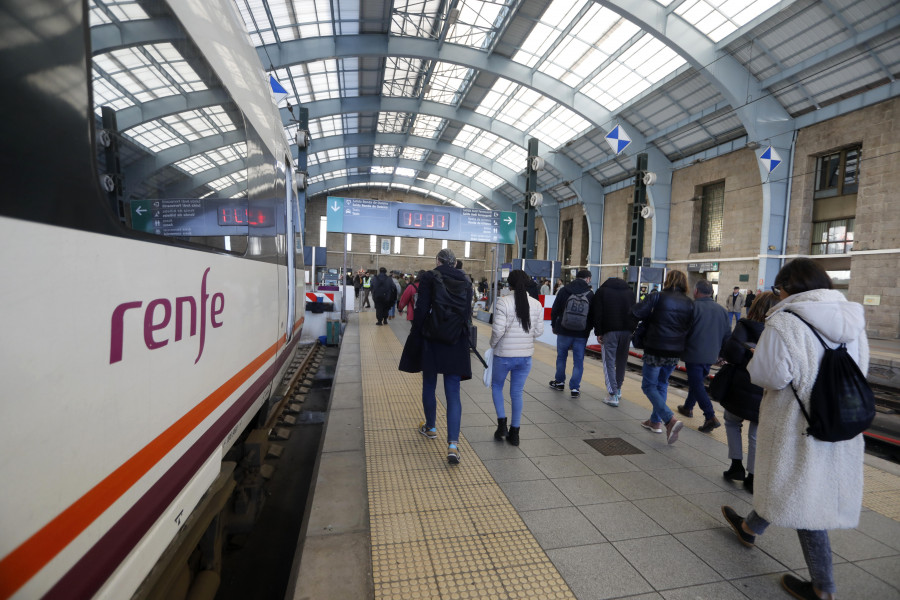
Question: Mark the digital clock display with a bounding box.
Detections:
[397,209,450,231]
[217,206,273,227]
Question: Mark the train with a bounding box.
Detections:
[0,0,306,598]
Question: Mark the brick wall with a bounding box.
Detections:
[789,97,900,339]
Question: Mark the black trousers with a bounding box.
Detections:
[374,300,391,323]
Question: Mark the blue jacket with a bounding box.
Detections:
[632,290,693,357]
[682,296,732,364]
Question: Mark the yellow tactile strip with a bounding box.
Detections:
[360,314,576,600]
[475,320,900,524]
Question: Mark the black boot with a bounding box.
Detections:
[723,459,746,481]
[494,417,508,441]
[507,426,520,446]
[744,473,754,493]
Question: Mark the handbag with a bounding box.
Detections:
[708,363,738,402]
[631,292,658,350]
[631,321,647,349]
[482,347,494,387]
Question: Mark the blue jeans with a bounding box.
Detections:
[422,370,461,443]
[641,362,677,424]
[491,355,532,428]
[683,362,715,419]
[728,311,740,327]
[555,334,587,390]
[745,512,835,594]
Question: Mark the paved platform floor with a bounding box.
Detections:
[289,311,900,600]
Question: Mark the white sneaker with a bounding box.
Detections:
[603,395,619,407]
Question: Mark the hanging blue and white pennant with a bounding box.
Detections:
[269,74,289,105]
[759,145,783,174]
[605,124,632,155]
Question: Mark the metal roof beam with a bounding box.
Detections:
[115,88,233,131]
[307,174,508,208]
[90,19,184,55]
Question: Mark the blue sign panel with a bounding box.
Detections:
[326,197,517,244]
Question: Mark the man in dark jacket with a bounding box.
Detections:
[549,269,593,398]
[592,277,637,406]
[398,248,472,465]
[371,267,397,325]
[677,279,732,431]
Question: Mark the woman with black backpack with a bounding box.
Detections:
[721,258,869,600]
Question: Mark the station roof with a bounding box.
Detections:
[91,0,900,211]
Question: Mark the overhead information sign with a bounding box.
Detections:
[326,196,517,244]
[130,198,275,237]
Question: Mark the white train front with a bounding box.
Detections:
[0,0,307,598]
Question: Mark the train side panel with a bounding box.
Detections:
[0,218,297,598]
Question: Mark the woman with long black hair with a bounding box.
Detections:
[489,270,544,445]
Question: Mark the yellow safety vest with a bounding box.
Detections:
[363,277,371,288]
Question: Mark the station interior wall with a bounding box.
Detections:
[304,98,899,339]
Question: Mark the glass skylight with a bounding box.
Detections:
[444,0,515,49]
[126,106,237,152]
[391,0,441,37]
[476,79,554,132]
[401,147,428,161]
[92,43,207,111]
[375,145,402,158]
[89,0,149,24]
[383,57,429,98]
[309,114,359,138]
[175,143,247,175]
[308,147,354,167]
[580,34,685,111]
[206,172,247,194]
[452,125,511,160]
[411,114,445,138]
[424,62,473,105]
[273,58,359,104]
[496,145,528,173]
[530,106,592,149]
[395,167,417,178]
[378,112,411,134]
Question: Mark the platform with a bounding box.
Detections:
[287,312,900,600]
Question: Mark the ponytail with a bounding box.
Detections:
[506,270,531,332]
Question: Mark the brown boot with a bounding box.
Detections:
[698,417,721,433]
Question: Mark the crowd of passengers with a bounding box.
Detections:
[389,252,864,600]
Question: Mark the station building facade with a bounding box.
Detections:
[305,97,898,340]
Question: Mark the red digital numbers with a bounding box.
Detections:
[218,207,269,227]
[397,209,450,231]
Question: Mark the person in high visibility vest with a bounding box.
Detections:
[360,272,372,310]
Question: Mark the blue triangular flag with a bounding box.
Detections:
[269,74,289,105]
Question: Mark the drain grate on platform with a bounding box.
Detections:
[584,438,644,456]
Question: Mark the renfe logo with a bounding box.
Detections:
[110,268,224,364]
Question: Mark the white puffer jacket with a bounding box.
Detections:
[490,294,544,357]
[747,289,868,530]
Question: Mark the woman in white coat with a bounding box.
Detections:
[721,258,868,600]
[489,270,544,446]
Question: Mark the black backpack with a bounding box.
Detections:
[787,312,875,443]
[560,290,590,331]
[422,270,470,345]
